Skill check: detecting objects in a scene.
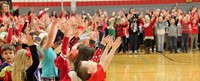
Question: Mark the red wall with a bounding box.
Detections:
[12,0,200,7]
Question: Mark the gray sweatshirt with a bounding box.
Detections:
[155,21,168,35]
[168,24,178,37]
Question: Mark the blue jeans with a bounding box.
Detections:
[157,34,165,52]
[181,33,189,53]
[169,36,177,52]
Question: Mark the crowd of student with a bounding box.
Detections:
[0,1,200,81]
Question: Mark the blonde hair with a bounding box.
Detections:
[12,49,29,81]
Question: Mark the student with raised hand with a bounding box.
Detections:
[168,18,178,53]
[128,7,140,54]
[155,16,168,53]
[39,18,60,81]
[190,16,199,52]
[179,15,191,53]
[140,10,158,54]
[54,19,74,81]
[75,37,121,81]
[12,34,39,81]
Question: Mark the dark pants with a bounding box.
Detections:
[125,37,129,51]
[118,36,126,53]
[152,35,156,52]
[169,36,177,53]
[98,31,104,45]
[129,34,138,52]
[145,39,152,54]
[181,33,189,53]
[177,36,182,49]
[165,34,170,51]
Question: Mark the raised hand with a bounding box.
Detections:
[52,18,60,26]
[12,35,18,44]
[111,11,115,17]
[89,31,99,42]
[112,37,121,50]
[64,24,73,37]
[101,36,110,46]
[106,37,114,49]
[44,8,49,11]
[26,34,34,46]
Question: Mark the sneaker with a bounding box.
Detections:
[134,50,138,54]
[129,51,132,54]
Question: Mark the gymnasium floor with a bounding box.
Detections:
[107,52,200,81]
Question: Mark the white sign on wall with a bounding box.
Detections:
[71,0,76,12]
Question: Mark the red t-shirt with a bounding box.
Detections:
[88,64,106,81]
[54,56,71,81]
[181,20,191,34]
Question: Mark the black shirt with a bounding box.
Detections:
[24,45,39,81]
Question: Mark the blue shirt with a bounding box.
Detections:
[41,47,58,78]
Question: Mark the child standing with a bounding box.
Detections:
[115,18,128,53]
[140,12,158,54]
[12,34,39,81]
[180,15,191,53]
[190,17,199,51]
[168,18,178,53]
[39,18,60,80]
[155,16,168,53]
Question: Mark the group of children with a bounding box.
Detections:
[0,1,200,81]
[0,2,122,81]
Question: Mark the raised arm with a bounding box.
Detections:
[54,23,73,79]
[90,36,109,63]
[6,23,13,44]
[37,8,49,19]
[26,34,39,74]
[100,37,121,71]
[99,36,113,67]
[43,18,59,50]
[149,16,157,27]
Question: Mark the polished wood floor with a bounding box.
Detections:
[107,52,200,81]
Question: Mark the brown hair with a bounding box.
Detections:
[74,45,95,71]
[0,2,8,15]
[1,44,16,54]
[76,61,91,81]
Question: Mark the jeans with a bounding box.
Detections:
[165,34,170,51]
[177,36,182,49]
[129,34,138,52]
[191,34,199,50]
[169,36,177,52]
[157,34,165,52]
[181,33,189,53]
